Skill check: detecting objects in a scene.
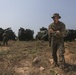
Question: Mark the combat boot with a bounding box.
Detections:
[51,62,59,68]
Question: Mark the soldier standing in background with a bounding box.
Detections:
[48,13,66,69]
[0,42,1,46]
[2,31,9,46]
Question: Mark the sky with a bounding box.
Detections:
[0,0,76,36]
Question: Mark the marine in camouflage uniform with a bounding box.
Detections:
[48,13,66,68]
[2,31,9,46]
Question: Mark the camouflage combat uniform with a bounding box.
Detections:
[2,32,9,46]
[48,21,66,67]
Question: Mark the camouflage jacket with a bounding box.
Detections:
[2,33,9,38]
[48,21,66,42]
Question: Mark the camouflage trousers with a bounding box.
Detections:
[3,37,8,46]
[51,38,65,66]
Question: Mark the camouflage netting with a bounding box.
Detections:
[18,27,34,41]
[0,28,4,41]
[64,29,76,41]
[36,27,48,41]
[0,27,16,41]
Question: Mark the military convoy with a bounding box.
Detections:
[36,27,76,41]
[0,27,76,42]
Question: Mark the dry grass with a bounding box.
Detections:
[0,41,76,75]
